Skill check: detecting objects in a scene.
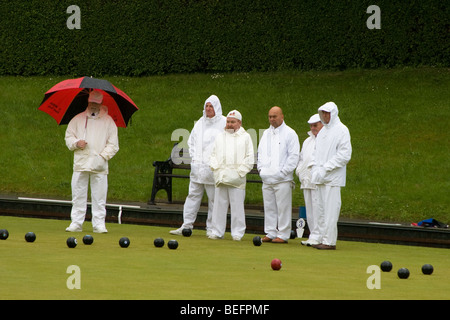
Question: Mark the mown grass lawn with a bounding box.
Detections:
[0,67,448,223]
[1,216,449,300]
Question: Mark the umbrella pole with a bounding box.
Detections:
[83,116,88,140]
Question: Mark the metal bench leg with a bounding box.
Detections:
[149,161,173,204]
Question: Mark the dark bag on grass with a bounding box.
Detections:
[412,218,449,228]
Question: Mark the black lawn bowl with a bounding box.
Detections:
[83,235,94,245]
[66,237,77,248]
[397,268,410,279]
[253,236,262,246]
[182,228,192,237]
[380,261,393,272]
[119,237,130,248]
[421,264,434,275]
[25,232,36,243]
[290,230,296,239]
[168,239,178,250]
[0,229,9,240]
[154,238,165,247]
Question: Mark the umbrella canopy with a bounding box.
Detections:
[39,77,138,128]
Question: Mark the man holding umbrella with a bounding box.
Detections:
[65,90,119,233]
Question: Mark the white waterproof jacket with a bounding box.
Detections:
[188,95,227,185]
[257,121,300,185]
[65,106,119,174]
[209,127,254,189]
[296,131,316,189]
[310,102,352,187]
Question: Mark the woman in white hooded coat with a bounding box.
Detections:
[170,95,226,235]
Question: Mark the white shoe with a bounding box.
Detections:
[301,239,320,246]
[93,226,108,233]
[208,234,223,240]
[232,236,242,241]
[169,227,183,235]
[65,224,82,232]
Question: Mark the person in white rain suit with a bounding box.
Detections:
[295,114,323,246]
[309,102,352,249]
[170,95,226,236]
[65,90,119,233]
[208,110,254,241]
[257,106,300,243]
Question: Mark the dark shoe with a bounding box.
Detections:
[262,236,273,242]
[272,237,288,243]
[313,244,336,250]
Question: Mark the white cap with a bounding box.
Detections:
[307,114,321,124]
[226,110,242,121]
[88,90,103,104]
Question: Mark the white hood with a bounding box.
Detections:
[188,95,227,184]
[203,95,223,123]
[318,102,340,128]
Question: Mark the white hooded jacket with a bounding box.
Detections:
[257,121,300,185]
[209,127,254,189]
[188,95,226,184]
[65,105,119,174]
[310,102,352,186]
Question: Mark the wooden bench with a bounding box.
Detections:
[149,144,261,204]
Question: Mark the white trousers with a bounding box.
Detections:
[182,181,215,231]
[210,186,246,239]
[315,185,341,246]
[70,171,108,229]
[303,188,324,242]
[262,181,293,241]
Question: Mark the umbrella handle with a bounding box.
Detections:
[83,116,88,140]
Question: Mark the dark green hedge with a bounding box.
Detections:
[0,0,448,76]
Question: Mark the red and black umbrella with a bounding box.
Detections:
[39,76,138,128]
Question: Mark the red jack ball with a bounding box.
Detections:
[271,259,282,271]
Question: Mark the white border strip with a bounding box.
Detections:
[17,197,140,224]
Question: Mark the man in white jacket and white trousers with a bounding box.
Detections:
[170,95,226,235]
[296,114,323,246]
[65,90,119,233]
[258,106,300,243]
[208,110,254,240]
[310,102,352,250]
